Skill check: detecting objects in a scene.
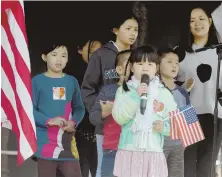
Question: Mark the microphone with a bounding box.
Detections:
[140,74,150,115]
[195,43,222,52]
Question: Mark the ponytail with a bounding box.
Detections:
[122,58,130,92]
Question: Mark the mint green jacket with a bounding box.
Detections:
[112,85,177,152]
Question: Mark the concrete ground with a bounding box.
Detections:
[1,128,38,177]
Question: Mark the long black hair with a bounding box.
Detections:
[122,45,160,92]
[181,6,218,53]
[110,12,139,40]
[77,39,102,61]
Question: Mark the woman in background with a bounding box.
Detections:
[177,6,222,177]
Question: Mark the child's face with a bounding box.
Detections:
[42,46,68,73]
[116,53,131,81]
[114,19,138,46]
[78,40,102,63]
[131,60,158,81]
[160,52,179,79]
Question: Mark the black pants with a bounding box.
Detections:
[184,114,222,177]
[75,131,97,177]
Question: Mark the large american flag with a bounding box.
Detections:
[170,105,205,148]
[1,1,37,165]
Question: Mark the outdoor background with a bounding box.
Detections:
[1,1,221,177]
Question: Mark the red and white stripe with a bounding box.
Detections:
[1,1,37,165]
[169,109,179,140]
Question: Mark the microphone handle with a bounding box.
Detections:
[140,107,146,115]
[140,93,147,115]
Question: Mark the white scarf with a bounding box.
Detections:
[127,76,163,149]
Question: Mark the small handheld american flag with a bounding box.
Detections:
[169,105,205,148]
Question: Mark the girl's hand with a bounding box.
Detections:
[63,120,76,132]
[186,78,195,92]
[48,117,68,127]
[137,83,149,97]
[100,100,113,119]
[153,120,164,132]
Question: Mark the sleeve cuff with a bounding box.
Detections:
[70,120,78,127]
[46,118,53,126]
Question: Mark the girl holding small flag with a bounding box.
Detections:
[112,45,177,177]
[158,47,192,177]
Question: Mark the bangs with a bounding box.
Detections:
[130,45,160,65]
[43,44,67,55]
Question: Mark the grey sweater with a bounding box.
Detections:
[89,84,119,135]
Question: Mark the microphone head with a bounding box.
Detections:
[141,74,150,85]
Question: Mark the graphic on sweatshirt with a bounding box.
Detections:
[104,69,119,79]
[153,99,164,113]
[53,87,66,100]
[196,64,212,83]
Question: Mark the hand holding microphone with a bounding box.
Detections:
[137,83,149,96]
